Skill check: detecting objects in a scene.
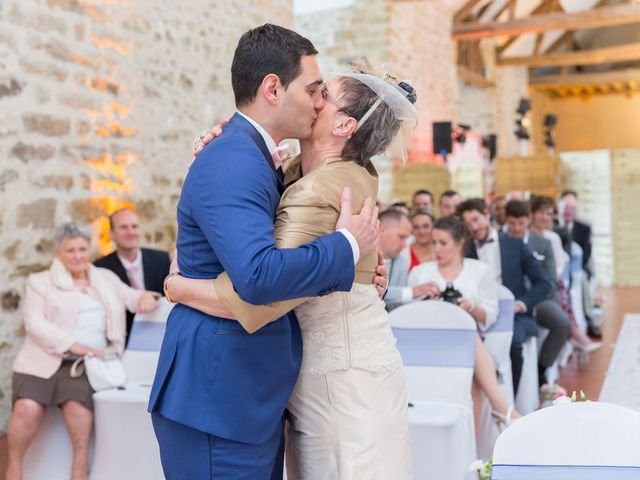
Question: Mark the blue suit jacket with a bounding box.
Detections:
[148,113,355,444]
[468,234,551,335]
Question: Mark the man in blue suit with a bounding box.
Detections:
[148,24,379,479]
[458,198,551,395]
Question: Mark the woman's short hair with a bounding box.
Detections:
[338,78,403,166]
[54,222,91,247]
[433,215,470,251]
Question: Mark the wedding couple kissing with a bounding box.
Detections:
[148,23,418,479]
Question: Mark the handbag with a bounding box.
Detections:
[70,353,127,391]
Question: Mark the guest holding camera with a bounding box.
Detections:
[6,223,159,480]
[408,216,520,430]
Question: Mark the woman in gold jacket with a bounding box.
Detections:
[168,71,417,479]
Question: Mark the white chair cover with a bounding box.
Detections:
[23,407,94,480]
[90,298,172,480]
[477,286,515,460]
[537,326,561,386]
[515,336,539,415]
[389,300,477,480]
[569,242,588,333]
[492,401,640,479]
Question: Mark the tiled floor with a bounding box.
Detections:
[0,287,637,477]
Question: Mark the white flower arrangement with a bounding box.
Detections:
[469,458,492,480]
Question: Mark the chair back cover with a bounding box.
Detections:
[389,300,476,406]
[123,297,173,380]
[492,402,640,479]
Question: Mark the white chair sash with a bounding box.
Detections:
[392,327,476,368]
[489,299,515,332]
[492,464,640,479]
[126,321,166,351]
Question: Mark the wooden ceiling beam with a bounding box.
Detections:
[453,3,640,41]
[454,0,485,23]
[498,42,640,67]
[530,68,640,87]
[496,0,560,54]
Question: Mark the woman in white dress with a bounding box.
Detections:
[408,215,521,430]
[165,68,415,479]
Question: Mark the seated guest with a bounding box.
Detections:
[411,189,434,214]
[530,196,601,353]
[408,208,435,270]
[6,223,159,480]
[504,200,571,386]
[457,199,551,395]
[408,216,521,429]
[439,189,461,217]
[491,196,507,229]
[94,208,171,340]
[558,190,601,338]
[379,210,431,311]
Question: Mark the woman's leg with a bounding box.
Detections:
[61,400,93,480]
[6,398,46,480]
[473,335,521,420]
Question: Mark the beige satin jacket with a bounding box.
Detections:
[215,155,379,333]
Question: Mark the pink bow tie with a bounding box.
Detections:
[271,144,290,167]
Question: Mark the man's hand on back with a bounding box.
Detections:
[336,187,379,259]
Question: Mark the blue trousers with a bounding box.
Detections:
[152,412,284,479]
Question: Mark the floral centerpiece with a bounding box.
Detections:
[469,458,492,480]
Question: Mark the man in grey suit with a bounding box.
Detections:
[379,209,433,311]
[505,200,570,387]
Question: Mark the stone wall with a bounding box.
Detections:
[0,0,291,431]
[457,39,530,159]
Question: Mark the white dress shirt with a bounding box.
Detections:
[237,111,360,265]
[118,250,145,290]
[476,228,502,284]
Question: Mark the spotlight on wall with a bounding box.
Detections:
[482,134,497,160]
[453,123,471,144]
[514,97,531,143]
[543,114,557,150]
[516,98,531,115]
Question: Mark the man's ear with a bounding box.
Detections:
[333,115,357,138]
[260,74,280,105]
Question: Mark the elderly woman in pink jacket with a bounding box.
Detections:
[5,223,159,480]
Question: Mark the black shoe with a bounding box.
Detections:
[587,324,603,339]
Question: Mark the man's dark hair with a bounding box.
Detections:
[412,189,433,202]
[440,189,459,201]
[505,200,530,218]
[456,198,486,217]
[530,195,554,214]
[560,190,578,199]
[379,208,408,224]
[231,24,318,107]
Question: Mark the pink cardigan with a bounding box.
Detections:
[13,268,143,379]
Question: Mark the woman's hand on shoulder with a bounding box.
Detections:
[68,343,105,358]
[137,292,160,313]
